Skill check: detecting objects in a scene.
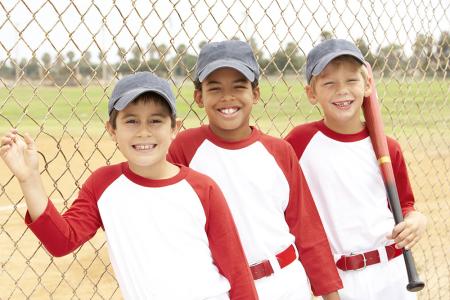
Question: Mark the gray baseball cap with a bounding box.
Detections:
[195,40,260,83]
[108,72,176,116]
[306,39,366,83]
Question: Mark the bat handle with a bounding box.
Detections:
[404,249,425,292]
[385,183,425,292]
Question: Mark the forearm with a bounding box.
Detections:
[19,171,48,221]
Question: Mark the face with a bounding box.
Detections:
[194,68,260,141]
[106,100,180,179]
[306,58,372,134]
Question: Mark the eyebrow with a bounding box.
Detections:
[205,78,248,85]
[120,112,167,119]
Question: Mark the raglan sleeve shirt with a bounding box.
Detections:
[285,123,417,217]
[187,173,258,300]
[167,127,203,166]
[387,137,416,216]
[266,139,342,296]
[24,165,119,256]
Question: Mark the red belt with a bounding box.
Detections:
[250,245,296,280]
[336,244,403,271]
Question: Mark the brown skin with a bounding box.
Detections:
[194,68,260,142]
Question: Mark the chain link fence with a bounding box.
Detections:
[0,0,448,299]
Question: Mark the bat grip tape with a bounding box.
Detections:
[378,156,391,165]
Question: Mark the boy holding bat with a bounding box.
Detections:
[285,39,427,299]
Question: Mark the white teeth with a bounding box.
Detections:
[219,107,238,115]
[334,101,352,107]
[134,144,155,150]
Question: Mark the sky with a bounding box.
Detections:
[0,0,448,63]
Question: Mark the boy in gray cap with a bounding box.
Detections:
[168,40,342,300]
[0,72,258,300]
[285,39,426,300]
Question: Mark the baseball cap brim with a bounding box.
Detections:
[310,51,365,80]
[110,87,176,116]
[198,59,256,82]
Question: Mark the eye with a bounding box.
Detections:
[149,119,162,124]
[323,81,334,86]
[207,87,220,92]
[125,119,137,124]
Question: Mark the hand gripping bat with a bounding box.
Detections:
[362,63,425,292]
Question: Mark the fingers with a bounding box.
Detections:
[0,137,11,155]
[0,129,32,153]
[401,235,420,250]
[1,131,17,149]
[23,132,36,150]
[392,228,418,250]
[388,222,405,240]
[388,220,423,250]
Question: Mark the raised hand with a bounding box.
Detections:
[0,129,40,182]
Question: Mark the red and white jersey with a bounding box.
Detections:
[25,163,257,300]
[285,120,415,255]
[168,125,342,296]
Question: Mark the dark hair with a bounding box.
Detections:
[108,92,176,129]
[194,79,259,91]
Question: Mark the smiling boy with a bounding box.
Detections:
[168,40,342,300]
[285,39,427,300]
[0,72,257,300]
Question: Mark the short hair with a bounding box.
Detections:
[108,92,176,129]
[194,78,259,91]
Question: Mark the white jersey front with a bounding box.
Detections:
[26,163,257,300]
[286,120,416,300]
[169,125,343,296]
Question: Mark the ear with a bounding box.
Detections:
[105,121,117,142]
[171,118,183,140]
[364,75,373,97]
[194,89,204,108]
[305,85,318,105]
[252,86,260,104]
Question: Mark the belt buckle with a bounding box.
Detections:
[349,252,367,271]
[250,259,274,279]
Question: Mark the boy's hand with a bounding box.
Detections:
[0,129,39,182]
[387,211,427,250]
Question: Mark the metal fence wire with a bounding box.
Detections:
[0,0,449,299]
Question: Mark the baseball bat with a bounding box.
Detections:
[362,64,425,292]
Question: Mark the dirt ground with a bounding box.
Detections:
[0,134,448,300]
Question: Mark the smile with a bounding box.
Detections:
[218,107,239,115]
[133,144,156,150]
[333,100,354,108]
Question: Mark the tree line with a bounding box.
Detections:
[0,31,448,85]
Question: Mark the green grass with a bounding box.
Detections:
[1,78,448,138]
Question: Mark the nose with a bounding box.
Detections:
[137,123,152,137]
[336,82,349,96]
[221,89,236,101]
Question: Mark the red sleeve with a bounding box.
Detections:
[186,170,258,300]
[25,164,122,257]
[284,121,320,160]
[277,143,342,296]
[168,127,206,166]
[387,137,416,216]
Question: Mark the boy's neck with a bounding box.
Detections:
[128,161,180,180]
[323,118,365,135]
[208,124,253,142]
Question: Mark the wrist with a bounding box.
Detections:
[18,170,41,185]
